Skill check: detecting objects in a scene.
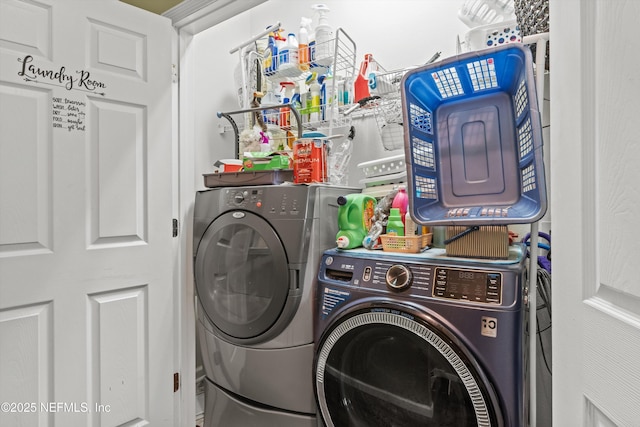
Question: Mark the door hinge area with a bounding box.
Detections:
[172,218,179,237]
[174,372,180,392]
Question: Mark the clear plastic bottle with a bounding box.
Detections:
[312,4,333,66]
[405,212,417,236]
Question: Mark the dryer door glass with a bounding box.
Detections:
[316,309,500,427]
[195,211,290,341]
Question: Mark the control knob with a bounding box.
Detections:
[233,192,245,204]
[386,264,412,290]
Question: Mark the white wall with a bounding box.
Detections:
[190,0,469,190]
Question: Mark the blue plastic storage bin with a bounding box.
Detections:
[401,43,546,226]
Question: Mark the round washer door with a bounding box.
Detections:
[315,306,502,427]
[195,210,290,344]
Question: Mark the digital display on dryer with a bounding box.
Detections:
[433,267,501,304]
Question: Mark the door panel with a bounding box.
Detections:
[0,1,175,426]
[552,0,640,425]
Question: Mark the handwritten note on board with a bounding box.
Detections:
[52,97,86,132]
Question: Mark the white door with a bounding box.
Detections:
[552,0,640,425]
[0,1,176,426]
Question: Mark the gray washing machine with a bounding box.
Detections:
[314,246,529,427]
[194,184,357,427]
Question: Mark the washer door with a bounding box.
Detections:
[315,306,502,427]
[195,210,291,343]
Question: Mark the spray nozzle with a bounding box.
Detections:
[311,4,331,25]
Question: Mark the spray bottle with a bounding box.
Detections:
[312,4,333,67]
[261,81,280,126]
[298,17,312,71]
[307,72,321,123]
[279,81,295,129]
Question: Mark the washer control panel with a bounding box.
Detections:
[222,187,307,217]
[433,267,502,304]
[320,251,518,307]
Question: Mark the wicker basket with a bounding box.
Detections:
[380,233,433,253]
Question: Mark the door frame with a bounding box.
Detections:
[171,1,267,425]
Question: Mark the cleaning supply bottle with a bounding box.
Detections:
[280,32,298,71]
[275,29,286,71]
[307,72,321,122]
[261,82,279,126]
[336,194,377,250]
[318,74,332,121]
[298,81,310,124]
[354,54,373,103]
[263,29,277,76]
[392,185,409,225]
[279,81,295,129]
[298,18,312,71]
[405,211,417,236]
[386,208,405,236]
[367,55,381,94]
[312,3,333,66]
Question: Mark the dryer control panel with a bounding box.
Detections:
[433,267,502,304]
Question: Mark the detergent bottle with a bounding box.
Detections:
[391,185,409,225]
[279,32,298,71]
[386,208,405,236]
[336,194,377,250]
[263,29,277,76]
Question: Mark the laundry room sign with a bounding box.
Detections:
[16,55,107,132]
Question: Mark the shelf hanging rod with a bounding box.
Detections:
[229,22,281,54]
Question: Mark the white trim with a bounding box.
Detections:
[176,26,198,427]
[164,0,268,34]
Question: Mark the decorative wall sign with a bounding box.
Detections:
[17,55,107,95]
[17,55,107,132]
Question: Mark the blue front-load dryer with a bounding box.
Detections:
[314,246,529,427]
